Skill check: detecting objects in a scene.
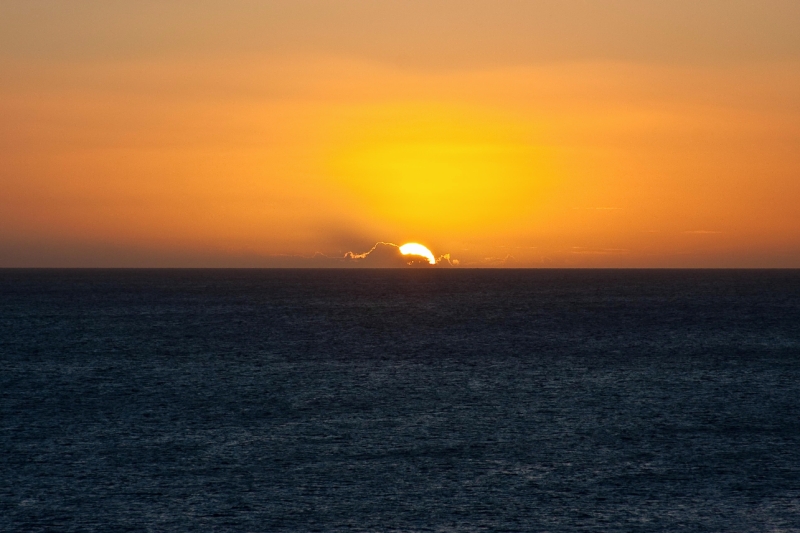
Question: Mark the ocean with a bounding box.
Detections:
[2,269,799,532]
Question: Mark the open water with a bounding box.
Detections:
[2,269,800,532]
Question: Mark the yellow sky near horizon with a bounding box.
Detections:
[2,1,800,266]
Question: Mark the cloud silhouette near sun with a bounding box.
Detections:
[267,242,458,268]
[346,242,456,267]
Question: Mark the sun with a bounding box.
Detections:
[399,243,436,265]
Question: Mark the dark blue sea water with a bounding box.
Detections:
[2,269,800,532]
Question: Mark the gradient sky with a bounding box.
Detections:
[2,1,799,267]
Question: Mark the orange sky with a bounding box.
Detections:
[2,1,800,267]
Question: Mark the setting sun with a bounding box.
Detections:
[399,243,436,265]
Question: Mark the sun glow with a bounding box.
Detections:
[399,243,436,265]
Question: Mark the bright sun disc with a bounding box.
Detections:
[399,243,436,265]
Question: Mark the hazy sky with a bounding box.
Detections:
[2,1,799,266]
